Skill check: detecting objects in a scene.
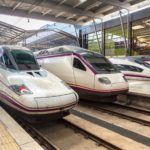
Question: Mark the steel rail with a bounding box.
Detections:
[17,117,122,150]
[18,119,60,150]
[62,119,122,150]
[111,103,150,115]
[80,102,150,127]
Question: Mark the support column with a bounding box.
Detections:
[127,12,132,56]
[101,22,105,56]
[79,30,82,47]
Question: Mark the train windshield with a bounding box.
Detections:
[135,59,150,69]
[82,52,119,74]
[11,50,39,70]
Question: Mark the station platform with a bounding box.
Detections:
[128,80,150,97]
[0,106,43,150]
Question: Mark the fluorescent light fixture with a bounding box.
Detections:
[132,25,145,30]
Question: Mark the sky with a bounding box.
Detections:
[0,14,53,30]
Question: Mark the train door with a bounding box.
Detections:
[73,56,95,89]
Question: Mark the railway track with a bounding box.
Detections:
[80,101,150,127]
[111,103,150,115]
[17,117,122,150]
[62,119,122,150]
[17,119,60,150]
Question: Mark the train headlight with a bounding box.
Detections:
[10,85,33,95]
[98,77,111,84]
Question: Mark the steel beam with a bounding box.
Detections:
[11,0,95,17]
[42,9,52,16]
[0,6,77,24]
[12,2,22,11]
[99,0,131,9]
[95,6,114,15]
[55,12,65,18]
[0,0,6,6]
[59,0,68,5]
[85,1,102,10]
[73,0,87,8]
[67,14,76,20]
[28,6,38,13]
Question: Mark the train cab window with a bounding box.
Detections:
[11,50,39,70]
[73,58,86,71]
[2,53,14,69]
[114,64,143,72]
[135,60,150,69]
[82,52,119,73]
[125,65,143,72]
[114,64,127,71]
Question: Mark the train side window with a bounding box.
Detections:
[73,58,86,71]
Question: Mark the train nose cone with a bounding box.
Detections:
[34,93,77,109]
[20,77,78,109]
[20,77,74,97]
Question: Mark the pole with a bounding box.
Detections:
[119,9,128,52]
[92,18,102,53]
[74,25,80,46]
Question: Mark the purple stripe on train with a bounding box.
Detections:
[124,74,150,79]
[0,92,75,113]
[70,85,128,94]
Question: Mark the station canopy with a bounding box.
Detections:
[0,21,38,45]
[0,0,148,50]
[25,28,78,51]
[0,0,148,25]
[0,20,78,49]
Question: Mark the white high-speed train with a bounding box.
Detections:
[0,45,78,116]
[109,57,150,80]
[133,55,150,64]
[35,45,128,102]
[127,56,150,66]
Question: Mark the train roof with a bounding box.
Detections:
[110,56,150,61]
[44,45,103,56]
[0,45,30,51]
[109,58,130,64]
[109,57,150,68]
